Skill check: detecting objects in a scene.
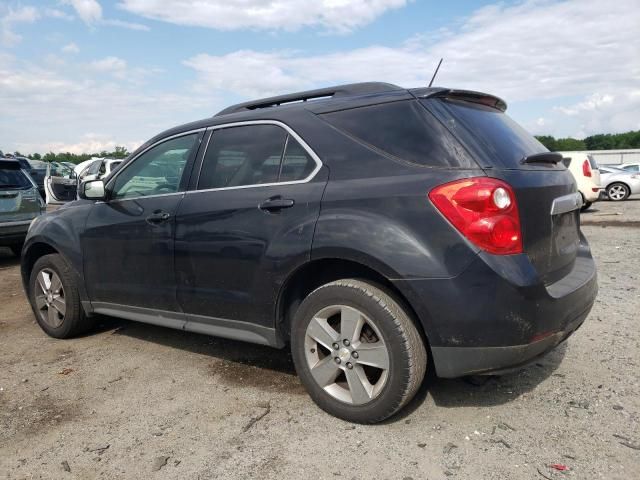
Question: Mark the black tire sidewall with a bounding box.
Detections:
[29,254,86,338]
[291,282,415,423]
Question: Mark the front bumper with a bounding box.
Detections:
[0,220,31,246]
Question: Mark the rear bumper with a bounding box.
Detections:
[0,220,31,246]
[393,240,598,378]
[430,302,590,377]
[581,187,602,202]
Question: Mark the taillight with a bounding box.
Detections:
[582,159,592,177]
[429,177,523,255]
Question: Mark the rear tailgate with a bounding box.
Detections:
[1,161,41,223]
[422,97,580,283]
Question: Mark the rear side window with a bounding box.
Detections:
[198,124,318,189]
[587,155,598,169]
[426,99,547,169]
[0,168,31,189]
[199,125,286,189]
[321,100,476,168]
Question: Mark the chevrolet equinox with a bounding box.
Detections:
[21,83,598,423]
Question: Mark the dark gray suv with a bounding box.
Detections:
[21,83,597,423]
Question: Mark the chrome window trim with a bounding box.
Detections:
[189,119,323,194]
[102,128,206,203]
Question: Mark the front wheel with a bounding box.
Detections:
[607,183,630,201]
[291,279,427,423]
[29,254,94,338]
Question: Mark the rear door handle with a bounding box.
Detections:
[146,210,171,225]
[259,197,295,212]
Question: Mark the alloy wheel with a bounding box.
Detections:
[34,269,66,328]
[608,184,628,201]
[304,305,390,405]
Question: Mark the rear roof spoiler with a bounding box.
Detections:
[412,88,508,112]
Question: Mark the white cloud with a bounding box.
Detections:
[44,8,75,21]
[90,56,127,72]
[62,0,149,31]
[184,0,640,136]
[118,0,409,33]
[62,42,80,54]
[555,93,616,116]
[33,134,141,155]
[0,55,218,154]
[103,18,150,31]
[62,0,102,25]
[0,6,39,46]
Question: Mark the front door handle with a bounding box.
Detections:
[146,210,171,225]
[259,197,295,212]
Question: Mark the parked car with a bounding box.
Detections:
[14,157,47,198]
[613,162,640,173]
[598,166,640,201]
[21,83,598,423]
[560,152,602,210]
[45,161,78,204]
[76,158,123,182]
[1,159,44,256]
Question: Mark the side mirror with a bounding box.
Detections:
[80,179,106,200]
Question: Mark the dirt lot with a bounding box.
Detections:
[1,199,639,480]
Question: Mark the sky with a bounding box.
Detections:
[0,0,638,155]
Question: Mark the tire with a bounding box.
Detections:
[9,244,23,257]
[291,279,427,423]
[580,201,592,212]
[607,182,630,201]
[28,254,94,338]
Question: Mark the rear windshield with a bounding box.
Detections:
[321,100,477,168]
[0,168,32,189]
[424,99,548,169]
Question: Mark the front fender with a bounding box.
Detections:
[21,203,93,305]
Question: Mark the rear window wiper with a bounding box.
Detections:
[520,152,562,165]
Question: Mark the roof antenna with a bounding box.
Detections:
[428,58,443,88]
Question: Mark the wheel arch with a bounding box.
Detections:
[275,257,432,351]
[21,241,59,293]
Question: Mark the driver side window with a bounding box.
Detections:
[111,134,198,200]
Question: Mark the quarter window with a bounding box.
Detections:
[280,137,316,182]
[111,133,198,200]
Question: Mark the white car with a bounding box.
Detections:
[598,166,640,201]
[75,158,123,182]
[559,151,602,210]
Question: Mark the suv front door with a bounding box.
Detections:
[174,122,326,343]
[82,132,202,314]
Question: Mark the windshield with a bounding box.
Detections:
[0,168,32,189]
[49,161,76,178]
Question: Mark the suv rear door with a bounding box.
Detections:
[174,122,326,342]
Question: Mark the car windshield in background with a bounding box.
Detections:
[49,162,75,178]
[28,160,47,169]
[424,99,548,169]
[0,168,32,189]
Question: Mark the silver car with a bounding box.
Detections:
[0,159,45,256]
[599,166,640,201]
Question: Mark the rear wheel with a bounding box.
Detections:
[607,182,630,201]
[291,279,427,423]
[29,254,94,338]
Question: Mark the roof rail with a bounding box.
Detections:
[215,82,402,116]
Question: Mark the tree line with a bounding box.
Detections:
[535,130,640,151]
[1,146,130,164]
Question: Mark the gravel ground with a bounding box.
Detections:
[1,199,639,480]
